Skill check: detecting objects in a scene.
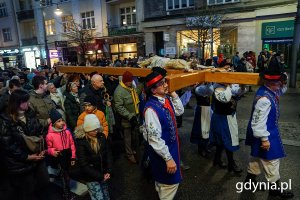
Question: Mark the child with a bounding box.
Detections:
[75,114,112,200]
[77,95,109,138]
[46,109,76,200]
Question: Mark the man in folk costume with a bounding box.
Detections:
[210,83,243,173]
[143,71,184,200]
[190,83,214,158]
[114,71,141,164]
[245,60,294,198]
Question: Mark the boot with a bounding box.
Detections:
[213,145,227,169]
[269,180,294,199]
[226,150,242,173]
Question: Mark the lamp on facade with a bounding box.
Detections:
[54,5,62,16]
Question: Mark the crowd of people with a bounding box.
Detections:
[0,48,294,200]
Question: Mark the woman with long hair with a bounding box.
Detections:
[75,114,113,200]
[0,89,49,200]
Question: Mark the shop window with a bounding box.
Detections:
[208,0,239,5]
[62,15,74,33]
[110,44,119,53]
[0,2,8,17]
[2,28,12,42]
[119,43,137,52]
[120,7,136,26]
[166,0,194,10]
[45,19,56,35]
[81,11,95,29]
[41,0,53,6]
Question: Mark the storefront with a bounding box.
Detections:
[261,20,294,67]
[97,34,144,61]
[0,49,20,69]
[22,47,41,69]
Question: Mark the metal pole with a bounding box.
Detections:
[42,9,51,68]
[210,27,214,58]
[290,0,300,88]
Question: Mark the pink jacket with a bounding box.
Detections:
[46,124,76,159]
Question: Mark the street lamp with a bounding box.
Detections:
[40,1,63,68]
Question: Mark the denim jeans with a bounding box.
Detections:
[86,181,110,200]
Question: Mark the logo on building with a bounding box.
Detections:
[265,26,276,35]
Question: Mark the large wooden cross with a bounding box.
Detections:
[56,66,261,91]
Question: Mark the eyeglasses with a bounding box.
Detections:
[155,79,167,87]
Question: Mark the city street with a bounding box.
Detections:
[47,86,300,200]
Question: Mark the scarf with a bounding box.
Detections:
[120,81,140,114]
[70,92,80,103]
[17,110,26,123]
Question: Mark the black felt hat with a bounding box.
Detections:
[152,67,167,77]
[260,58,287,82]
[145,71,165,92]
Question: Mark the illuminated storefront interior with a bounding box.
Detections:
[110,42,137,61]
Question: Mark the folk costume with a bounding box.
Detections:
[190,83,214,157]
[245,60,293,199]
[143,72,184,200]
[210,83,243,173]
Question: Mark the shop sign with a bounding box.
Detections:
[262,20,294,39]
[164,33,170,42]
[50,51,62,58]
[55,41,68,49]
[165,47,176,55]
[0,49,19,54]
[186,15,222,28]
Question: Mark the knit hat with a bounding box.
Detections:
[83,114,101,132]
[145,71,165,92]
[83,95,97,107]
[122,71,133,83]
[49,109,63,125]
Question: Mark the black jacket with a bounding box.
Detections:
[79,84,105,113]
[64,92,81,131]
[0,109,44,174]
[76,133,113,182]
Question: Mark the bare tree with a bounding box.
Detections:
[62,20,100,64]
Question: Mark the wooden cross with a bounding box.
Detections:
[56,66,261,91]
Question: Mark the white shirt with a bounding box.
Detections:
[143,94,184,161]
[251,97,271,141]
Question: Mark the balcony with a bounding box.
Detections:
[21,37,38,46]
[108,25,137,36]
[16,10,34,22]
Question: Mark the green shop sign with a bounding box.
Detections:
[262,20,294,39]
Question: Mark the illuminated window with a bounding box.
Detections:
[62,15,74,32]
[81,11,95,29]
[45,19,56,35]
[120,7,136,26]
[167,0,194,10]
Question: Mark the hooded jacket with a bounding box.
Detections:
[46,124,76,159]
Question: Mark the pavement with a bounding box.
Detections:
[46,86,300,200]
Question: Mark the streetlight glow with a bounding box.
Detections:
[54,6,62,16]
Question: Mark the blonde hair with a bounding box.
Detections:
[85,133,100,153]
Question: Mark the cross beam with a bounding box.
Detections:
[56,66,261,91]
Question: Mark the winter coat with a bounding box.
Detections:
[113,84,140,128]
[0,89,10,113]
[64,92,81,131]
[0,109,44,174]
[77,109,109,138]
[46,124,76,159]
[29,90,56,130]
[75,128,113,182]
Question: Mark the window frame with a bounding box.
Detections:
[0,2,8,18]
[120,6,136,26]
[207,0,240,6]
[81,11,95,30]
[166,0,194,11]
[2,28,12,42]
[45,19,56,35]
[62,15,74,33]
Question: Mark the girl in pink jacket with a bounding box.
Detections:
[46,109,76,200]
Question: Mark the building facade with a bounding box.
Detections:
[0,0,21,69]
[141,0,297,65]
